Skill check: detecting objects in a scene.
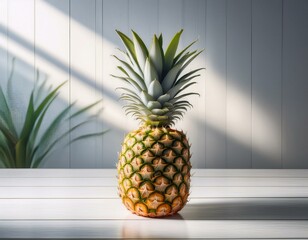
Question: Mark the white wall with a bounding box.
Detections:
[0,0,307,168]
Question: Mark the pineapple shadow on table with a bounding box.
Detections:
[121,213,188,239]
[180,198,308,220]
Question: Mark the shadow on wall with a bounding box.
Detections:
[0,0,138,168]
[194,114,281,169]
[0,24,118,103]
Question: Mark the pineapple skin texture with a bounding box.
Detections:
[117,126,191,217]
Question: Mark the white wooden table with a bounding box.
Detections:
[0,169,308,239]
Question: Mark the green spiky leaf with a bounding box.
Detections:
[164,29,183,71]
[173,39,197,64]
[116,30,141,72]
[113,56,147,90]
[132,30,148,71]
[144,57,159,88]
[148,79,163,100]
[149,35,164,77]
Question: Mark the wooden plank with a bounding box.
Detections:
[102,0,132,168]
[226,0,252,168]
[0,169,116,177]
[35,0,70,168]
[192,168,308,177]
[1,169,308,178]
[0,177,116,187]
[1,176,308,187]
[0,219,307,238]
[97,220,308,239]
[252,0,282,168]
[190,177,308,187]
[205,0,227,168]
[0,198,125,220]
[70,0,100,168]
[1,198,308,220]
[1,186,308,198]
[182,0,206,168]
[282,0,308,168]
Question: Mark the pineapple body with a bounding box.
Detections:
[114,29,203,217]
[117,126,191,217]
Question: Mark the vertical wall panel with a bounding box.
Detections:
[283,0,308,168]
[7,0,35,135]
[205,0,227,168]
[226,0,252,168]
[95,0,104,168]
[70,0,98,168]
[129,0,158,43]
[252,0,282,168]
[0,0,8,89]
[0,0,8,168]
[35,0,70,168]
[182,0,206,168]
[158,0,183,47]
[102,0,130,168]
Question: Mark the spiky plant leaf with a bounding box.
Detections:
[132,30,148,71]
[169,92,200,103]
[157,93,171,105]
[164,29,183,71]
[161,64,182,92]
[177,50,204,77]
[174,68,205,86]
[147,101,162,110]
[0,86,17,137]
[149,35,164,77]
[158,33,163,47]
[140,91,154,105]
[144,58,159,88]
[26,94,56,167]
[173,75,200,98]
[169,82,197,99]
[111,75,143,93]
[173,39,197,64]
[0,120,17,146]
[148,79,163,100]
[113,56,146,90]
[0,135,14,167]
[116,30,142,75]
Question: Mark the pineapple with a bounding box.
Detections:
[113,29,203,217]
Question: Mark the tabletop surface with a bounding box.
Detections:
[0,169,308,239]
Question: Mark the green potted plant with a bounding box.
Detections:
[0,59,106,168]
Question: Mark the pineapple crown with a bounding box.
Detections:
[112,29,204,127]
